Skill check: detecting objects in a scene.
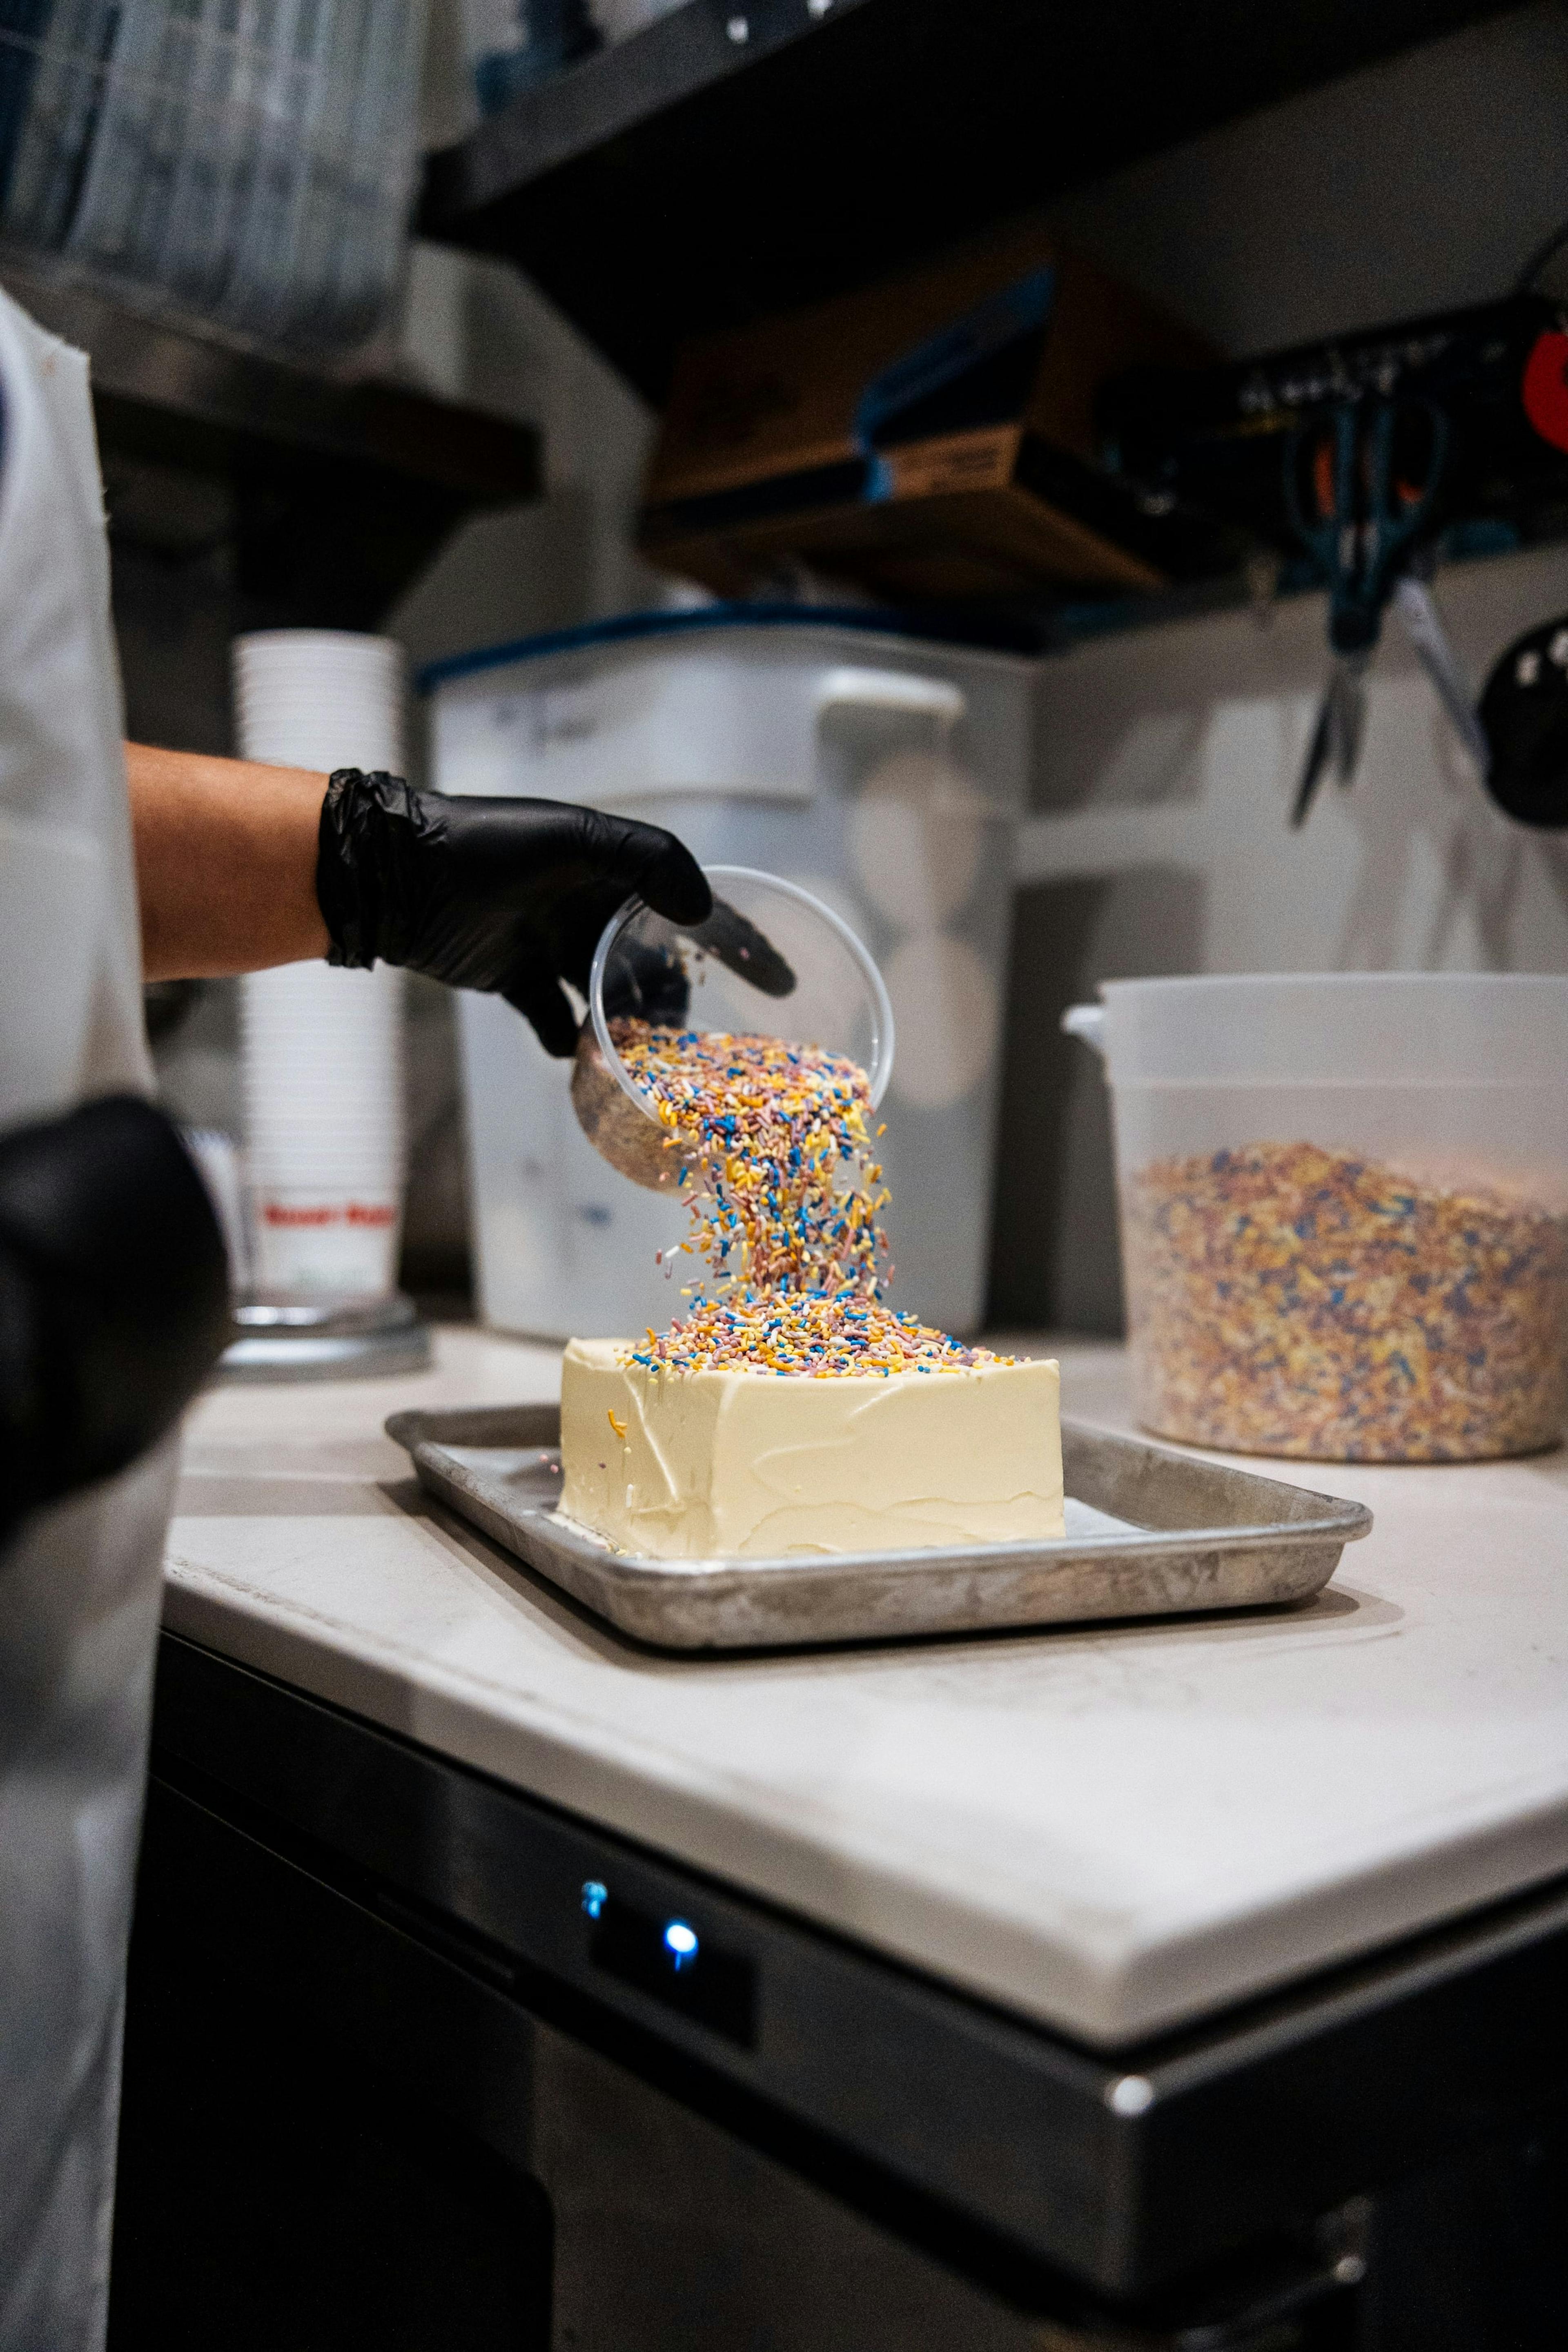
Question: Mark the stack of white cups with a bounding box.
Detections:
[235,632,407,1298]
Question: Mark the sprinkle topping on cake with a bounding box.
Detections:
[609,1019,1011,1376]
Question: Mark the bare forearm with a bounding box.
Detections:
[128,743,331,980]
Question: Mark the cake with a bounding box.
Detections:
[559,1337,1064,1559]
[559,1016,1065,1561]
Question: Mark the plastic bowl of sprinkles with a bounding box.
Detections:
[589,865,895,1127]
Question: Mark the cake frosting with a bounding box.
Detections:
[560,1016,1065,1560]
[559,1338,1064,1559]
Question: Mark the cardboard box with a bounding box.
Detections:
[638,222,1213,603]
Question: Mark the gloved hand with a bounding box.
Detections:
[0,1097,229,1544]
[316,770,713,1057]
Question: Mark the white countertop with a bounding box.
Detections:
[164,1326,1568,2048]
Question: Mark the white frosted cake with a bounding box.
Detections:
[558,1338,1065,1559]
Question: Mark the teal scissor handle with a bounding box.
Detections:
[1285,399,1448,655]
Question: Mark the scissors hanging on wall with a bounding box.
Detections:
[1285,396,1489,828]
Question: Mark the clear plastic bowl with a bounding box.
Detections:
[589,864,895,1123]
[1066,974,1568,1462]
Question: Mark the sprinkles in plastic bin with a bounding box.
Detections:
[1123,1140,1568,1461]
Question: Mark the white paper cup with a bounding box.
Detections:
[249,1189,403,1294]
[234,632,405,773]
[235,632,403,680]
[234,631,408,1296]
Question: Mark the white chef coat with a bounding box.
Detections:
[0,287,178,2352]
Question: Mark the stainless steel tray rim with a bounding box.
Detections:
[388,1403,1372,1650]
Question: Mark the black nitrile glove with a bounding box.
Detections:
[316,771,713,1058]
[0,1097,230,1544]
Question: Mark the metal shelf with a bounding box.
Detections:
[5,267,541,628]
[420,0,1517,406]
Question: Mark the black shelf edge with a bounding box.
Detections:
[1029,508,1568,657]
[1,263,541,502]
[424,0,871,227]
[419,0,1522,406]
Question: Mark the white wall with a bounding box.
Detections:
[390,241,674,684]
[1021,543,1568,976]
[1043,1,1568,354]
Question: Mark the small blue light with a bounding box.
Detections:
[581,1879,608,1920]
[664,1919,699,1971]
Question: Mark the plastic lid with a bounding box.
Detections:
[589,864,895,1122]
[415,599,1041,694]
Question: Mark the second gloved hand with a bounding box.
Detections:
[315,770,712,1056]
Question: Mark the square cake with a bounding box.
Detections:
[559,1339,1064,1559]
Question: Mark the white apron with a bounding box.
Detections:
[0,288,176,2352]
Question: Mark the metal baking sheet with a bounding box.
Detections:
[385,1402,1372,1652]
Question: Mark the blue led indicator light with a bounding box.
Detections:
[581,1879,608,1920]
[664,1919,699,1971]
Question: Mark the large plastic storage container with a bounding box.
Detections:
[0,0,427,352]
[425,606,1036,1339]
[1067,973,1568,1462]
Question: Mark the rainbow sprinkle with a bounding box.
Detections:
[611,1019,1009,1378]
[628,1290,998,1379]
[1126,1140,1568,1460]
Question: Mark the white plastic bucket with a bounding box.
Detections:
[1066,973,1568,1461]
